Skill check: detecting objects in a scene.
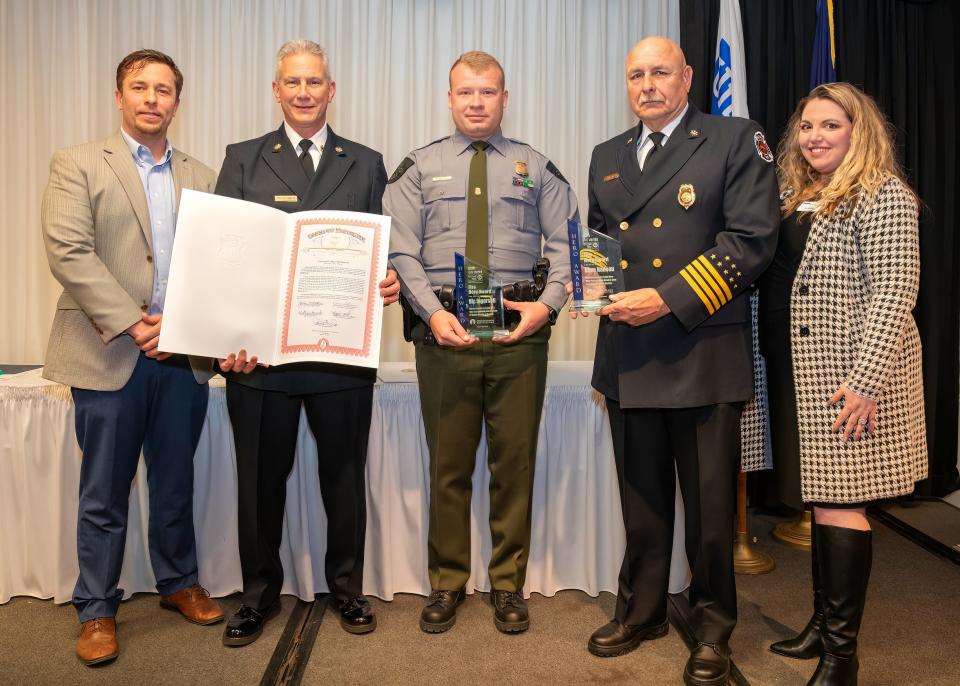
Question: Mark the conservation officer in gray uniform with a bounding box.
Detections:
[384,50,578,635]
[578,38,778,686]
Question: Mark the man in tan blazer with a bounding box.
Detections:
[41,49,223,666]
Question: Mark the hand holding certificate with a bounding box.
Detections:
[160,190,391,368]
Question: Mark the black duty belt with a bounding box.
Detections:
[400,258,549,343]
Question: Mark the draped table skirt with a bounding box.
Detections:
[0,362,690,604]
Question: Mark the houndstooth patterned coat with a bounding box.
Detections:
[790,177,927,503]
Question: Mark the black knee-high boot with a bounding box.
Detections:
[770,515,823,659]
[807,524,872,686]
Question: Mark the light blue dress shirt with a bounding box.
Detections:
[120,127,176,315]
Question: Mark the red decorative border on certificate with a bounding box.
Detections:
[280,217,382,358]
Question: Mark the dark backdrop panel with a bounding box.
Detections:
[834,0,959,496]
[679,0,720,111]
[680,0,959,496]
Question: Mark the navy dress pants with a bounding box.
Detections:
[607,400,742,645]
[71,353,208,621]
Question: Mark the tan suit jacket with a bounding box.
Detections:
[41,131,216,391]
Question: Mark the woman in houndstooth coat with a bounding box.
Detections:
[767,83,926,686]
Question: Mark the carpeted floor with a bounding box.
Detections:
[2,514,958,685]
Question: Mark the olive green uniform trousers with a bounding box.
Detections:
[413,323,550,592]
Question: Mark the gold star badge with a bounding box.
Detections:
[690,129,699,137]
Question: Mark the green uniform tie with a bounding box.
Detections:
[466,140,490,268]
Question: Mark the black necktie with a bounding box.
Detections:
[641,131,665,173]
[466,141,490,268]
[298,139,314,178]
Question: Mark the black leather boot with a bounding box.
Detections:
[419,589,465,633]
[771,516,823,659]
[491,590,529,633]
[807,524,872,686]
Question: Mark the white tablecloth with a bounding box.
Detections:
[0,362,689,604]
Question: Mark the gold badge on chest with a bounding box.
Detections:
[514,160,529,177]
[677,183,696,210]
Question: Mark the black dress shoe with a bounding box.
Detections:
[587,619,669,657]
[223,604,277,647]
[491,590,529,633]
[420,589,465,633]
[683,642,731,686]
[339,595,376,635]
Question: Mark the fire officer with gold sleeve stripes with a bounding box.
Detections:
[577,37,779,686]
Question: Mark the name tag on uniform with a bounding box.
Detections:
[603,172,620,182]
[797,200,819,212]
[432,176,452,182]
[275,195,298,203]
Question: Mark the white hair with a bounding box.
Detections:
[275,39,330,80]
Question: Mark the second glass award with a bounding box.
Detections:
[454,252,509,338]
[567,219,626,311]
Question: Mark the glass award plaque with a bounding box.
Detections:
[454,252,509,338]
[567,219,626,311]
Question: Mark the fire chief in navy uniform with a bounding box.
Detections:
[214,39,397,646]
[579,37,779,686]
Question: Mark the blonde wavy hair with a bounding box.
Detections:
[777,82,915,218]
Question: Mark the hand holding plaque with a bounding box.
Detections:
[454,253,510,338]
[567,219,626,311]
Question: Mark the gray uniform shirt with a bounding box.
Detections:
[384,129,579,321]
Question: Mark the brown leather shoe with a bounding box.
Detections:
[160,584,224,625]
[77,617,118,665]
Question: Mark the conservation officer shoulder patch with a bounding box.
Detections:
[754,131,773,163]
[388,157,414,184]
[546,160,569,184]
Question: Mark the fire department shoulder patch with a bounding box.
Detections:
[754,131,773,163]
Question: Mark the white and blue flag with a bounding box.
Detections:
[711,0,772,472]
[711,0,750,119]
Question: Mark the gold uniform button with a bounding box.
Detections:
[620,259,629,270]
[619,221,629,231]
[652,217,662,228]
[652,258,663,269]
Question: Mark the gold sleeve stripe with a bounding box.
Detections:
[681,267,718,314]
[684,264,722,310]
[696,255,734,301]
[690,260,728,306]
